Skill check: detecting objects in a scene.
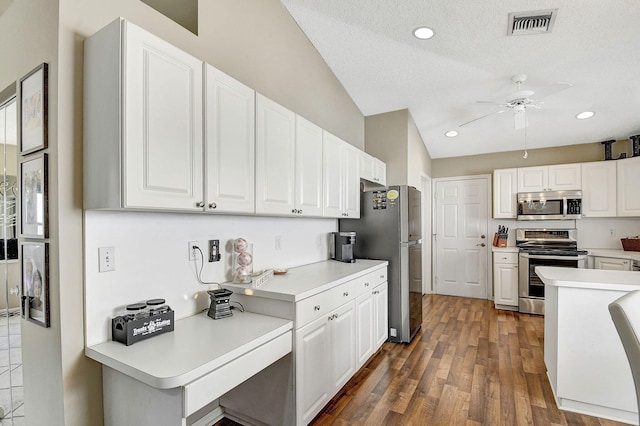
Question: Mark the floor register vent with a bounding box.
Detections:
[508,9,558,36]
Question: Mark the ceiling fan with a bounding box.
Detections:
[459,74,572,130]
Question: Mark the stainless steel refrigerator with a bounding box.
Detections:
[339,185,422,343]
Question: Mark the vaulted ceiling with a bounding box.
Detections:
[281,0,640,158]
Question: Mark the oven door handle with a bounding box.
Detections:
[563,197,568,217]
[519,253,587,261]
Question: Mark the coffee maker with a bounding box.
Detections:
[330,232,356,263]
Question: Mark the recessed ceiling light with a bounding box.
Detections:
[445,130,458,138]
[413,26,435,40]
[576,111,595,120]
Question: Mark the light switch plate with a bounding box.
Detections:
[99,247,115,272]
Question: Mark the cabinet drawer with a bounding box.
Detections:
[296,291,332,328]
[494,252,518,264]
[330,280,355,309]
[183,331,291,416]
[354,268,388,298]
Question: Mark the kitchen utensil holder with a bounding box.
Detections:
[112,309,174,346]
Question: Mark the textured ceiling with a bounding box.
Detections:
[281,0,640,158]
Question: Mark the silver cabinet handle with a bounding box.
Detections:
[314,305,320,311]
[364,282,370,287]
[196,201,205,208]
[209,202,217,209]
[343,292,349,297]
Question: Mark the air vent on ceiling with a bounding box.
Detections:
[508,9,558,36]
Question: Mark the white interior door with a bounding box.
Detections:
[434,176,489,299]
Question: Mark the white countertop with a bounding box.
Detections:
[536,266,640,291]
[585,248,640,261]
[224,259,388,302]
[85,311,292,389]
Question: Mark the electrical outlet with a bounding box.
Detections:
[188,241,199,261]
[609,228,616,237]
[209,240,221,262]
[99,247,115,272]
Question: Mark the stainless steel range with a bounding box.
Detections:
[517,229,587,315]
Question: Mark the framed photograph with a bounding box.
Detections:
[20,153,48,238]
[19,63,48,154]
[21,241,50,327]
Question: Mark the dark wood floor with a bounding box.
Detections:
[216,295,630,426]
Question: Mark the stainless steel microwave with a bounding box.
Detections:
[517,190,582,220]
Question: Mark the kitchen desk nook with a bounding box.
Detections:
[537,266,640,424]
[85,311,292,426]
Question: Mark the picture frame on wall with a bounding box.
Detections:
[20,153,48,238]
[21,241,50,328]
[19,62,48,155]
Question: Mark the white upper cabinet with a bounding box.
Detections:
[323,132,361,219]
[581,161,616,217]
[360,151,386,186]
[205,65,255,213]
[548,164,582,191]
[294,116,324,216]
[617,156,640,216]
[84,18,203,210]
[493,168,517,218]
[517,164,581,193]
[255,94,296,215]
[255,95,324,217]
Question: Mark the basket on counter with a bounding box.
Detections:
[621,237,640,252]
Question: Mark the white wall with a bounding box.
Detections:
[84,211,336,346]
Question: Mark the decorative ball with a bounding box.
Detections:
[233,238,248,253]
[237,251,253,266]
[234,265,251,283]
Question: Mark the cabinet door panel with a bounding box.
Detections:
[295,116,323,216]
[517,167,547,193]
[255,95,296,215]
[124,23,203,210]
[323,132,343,217]
[331,302,356,392]
[205,65,255,213]
[343,144,361,218]
[355,293,374,368]
[493,169,517,218]
[374,282,388,348]
[549,164,581,190]
[493,263,518,306]
[617,157,640,216]
[581,161,616,217]
[296,316,331,425]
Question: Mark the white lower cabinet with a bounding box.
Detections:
[225,263,388,426]
[296,300,357,425]
[593,256,632,271]
[493,252,519,309]
[296,315,332,425]
[355,291,374,367]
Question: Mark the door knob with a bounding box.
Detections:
[476,243,486,247]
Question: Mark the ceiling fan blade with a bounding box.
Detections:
[533,82,572,100]
[459,110,504,128]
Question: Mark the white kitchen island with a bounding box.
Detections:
[537,266,640,425]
